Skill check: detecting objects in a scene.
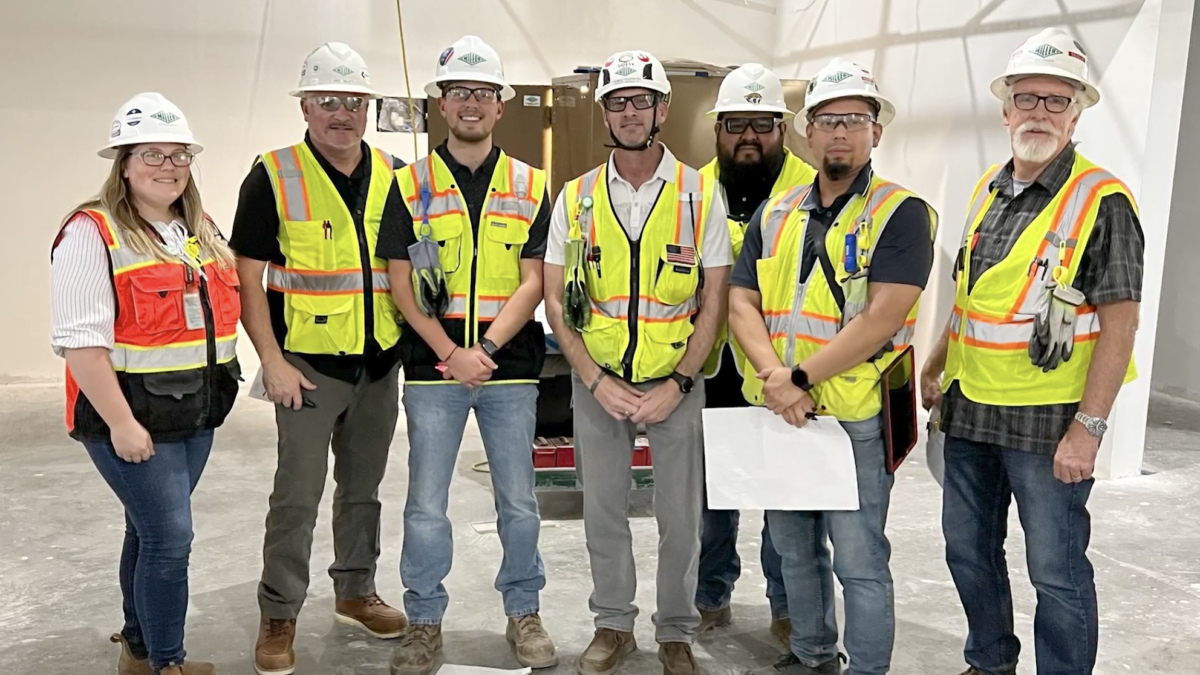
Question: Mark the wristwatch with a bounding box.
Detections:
[1074,411,1108,439]
[790,366,814,392]
[479,337,500,357]
[669,371,695,394]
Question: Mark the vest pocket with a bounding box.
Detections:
[134,369,206,435]
[482,218,529,279]
[580,315,626,374]
[653,248,700,307]
[210,266,242,334]
[282,220,335,270]
[429,220,464,275]
[129,266,186,334]
[639,317,695,380]
[287,294,356,354]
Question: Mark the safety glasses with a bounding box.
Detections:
[312,95,367,113]
[722,117,780,134]
[443,86,500,103]
[1012,93,1073,114]
[137,150,195,167]
[810,112,875,132]
[602,93,658,113]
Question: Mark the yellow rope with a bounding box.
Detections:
[394,0,419,161]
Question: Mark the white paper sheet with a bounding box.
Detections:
[702,407,859,511]
[437,665,531,675]
[248,367,270,402]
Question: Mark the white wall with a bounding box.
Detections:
[0,0,778,383]
[770,0,1196,477]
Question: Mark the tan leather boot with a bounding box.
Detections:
[390,624,444,675]
[254,616,297,675]
[696,606,732,633]
[158,662,216,675]
[658,643,697,675]
[111,633,151,675]
[335,593,408,639]
[505,613,558,668]
[577,628,637,675]
[770,617,791,648]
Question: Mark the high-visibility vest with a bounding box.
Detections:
[54,208,242,441]
[747,174,938,421]
[259,142,402,356]
[394,150,548,383]
[942,151,1138,405]
[699,149,817,379]
[563,160,718,383]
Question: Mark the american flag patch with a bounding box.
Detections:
[665,244,697,266]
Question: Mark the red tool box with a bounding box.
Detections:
[532,436,652,468]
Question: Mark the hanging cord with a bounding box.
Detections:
[393,0,420,162]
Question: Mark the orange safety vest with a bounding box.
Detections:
[54,208,243,441]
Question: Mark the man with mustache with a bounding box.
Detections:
[375,35,557,675]
[543,49,731,675]
[230,42,409,675]
[921,27,1143,675]
[729,57,936,675]
[693,63,815,643]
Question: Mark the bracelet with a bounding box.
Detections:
[442,346,458,362]
[589,370,607,394]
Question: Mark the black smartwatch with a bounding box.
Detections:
[479,337,500,357]
[790,366,813,391]
[669,371,695,394]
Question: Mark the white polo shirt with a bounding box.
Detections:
[545,144,733,268]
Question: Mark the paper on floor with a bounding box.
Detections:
[437,665,531,675]
[702,407,859,511]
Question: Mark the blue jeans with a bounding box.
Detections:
[400,383,545,623]
[766,416,894,675]
[942,435,1098,675]
[83,429,214,672]
[696,503,787,619]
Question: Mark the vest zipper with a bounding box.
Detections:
[469,234,479,345]
[354,212,374,354]
[193,267,216,424]
[621,245,639,381]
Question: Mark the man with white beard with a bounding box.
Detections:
[919,28,1144,675]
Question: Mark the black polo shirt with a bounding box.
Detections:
[228,132,407,384]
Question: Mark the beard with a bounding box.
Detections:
[1011,121,1062,164]
[822,158,854,181]
[716,140,786,188]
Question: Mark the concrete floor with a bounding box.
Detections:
[2,383,1199,675]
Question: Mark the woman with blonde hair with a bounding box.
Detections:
[49,92,242,675]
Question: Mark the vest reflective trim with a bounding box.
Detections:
[950,306,1100,350]
[268,146,393,223]
[444,294,510,321]
[407,154,539,224]
[589,296,697,323]
[266,265,391,295]
[111,335,238,373]
[963,165,1005,227]
[572,166,605,242]
[763,187,811,256]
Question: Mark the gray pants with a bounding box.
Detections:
[571,373,706,644]
[258,353,399,619]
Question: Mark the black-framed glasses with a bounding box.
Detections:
[810,112,875,132]
[137,150,195,167]
[1012,92,1074,114]
[443,86,500,103]
[722,117,780,134]
[602,93,658,113]
[312,95,366,113]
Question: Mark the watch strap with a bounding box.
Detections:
[589,370,607,394]
[479,337,499,356]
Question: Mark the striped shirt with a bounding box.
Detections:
[50,213,198,357]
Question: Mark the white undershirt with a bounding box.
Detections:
[50,213,195,357]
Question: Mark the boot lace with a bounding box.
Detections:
[514,614,547,640]
[400,624,438,649]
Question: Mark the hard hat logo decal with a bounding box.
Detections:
[150,111,180,125]
[744,92,762,104]
[127,120,141,127]
[439,47,455,66]
[1068,50,1086,63]
[823,71,852,84]
[637,53,650,62]
[619,54,634,63]
[616,66,636,76]
[111,121,121,139]
[1031,44,1062,59]
[126,108,142,116]
[744,82,764,92]
[458,53,485,66]
[333,65,353,77]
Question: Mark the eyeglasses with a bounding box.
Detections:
[137,150,195,167]
[602,93,658,113]
[311,95,366,113]
[722,117,780,134]
[444,86,500,103]
[809,113,875,132]
[1012,92,1073,114]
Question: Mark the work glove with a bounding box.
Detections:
[1029,283,1085,372]
[563,238,590,332]
[408,236,448,318]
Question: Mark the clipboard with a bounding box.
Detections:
[879,345,918,474]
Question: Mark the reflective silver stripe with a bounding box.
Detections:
[446,295,469,316]
[410,158,463,222]
[267,265,363,293]
[372,270,391,292]
[678,164,704,245]
[957,309,1100,349]
[112,335,237,373]
[641,296,698,321]
[761,187,809,256]
[575,166,604,240]
[964,165,1004,229]
[488,158,539,222]
[271,148,310,222]
[375,149,394,170]
[893,321,916,347]
[477,298,509,320]
[591,298,628,320]
[858,181,905,268]
[764,313,789,337]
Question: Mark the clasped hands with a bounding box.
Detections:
[593,374,683,425]
[757,366,815,428]
[442,343,498,388]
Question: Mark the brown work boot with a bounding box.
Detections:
[390,624,444,675]
[111,633,152,675]
[254,616,296,675]
[336,593,408,639]
[506,613,558,668]
[697,606,732,632]
[658,642,698,675]
[577,628,637,675]
[770,616,791,647]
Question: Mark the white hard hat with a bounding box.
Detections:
[425,35,516,102]
[98,92,203,160]
[707,63,791,118]
[595,50,671,102]
[797,58,895,127]
[290,42,380,98]
[990,28,1100,109]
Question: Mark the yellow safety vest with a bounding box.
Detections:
[699,150,817,379]
[942,151,1138,405]
[747,173,938,421]
[564,160,718,383]
[394,150,547,369]
[259,142,402,356]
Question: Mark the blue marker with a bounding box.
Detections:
[844,232,859,273]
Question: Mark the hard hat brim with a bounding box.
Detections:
[424,75,516,101]
[289,83,382,99]
[98,137,205,160]
[989,69,1100,108]
[594,81,671,103]
[705,103,793,119]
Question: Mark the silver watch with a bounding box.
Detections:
[1074,411,1107,439]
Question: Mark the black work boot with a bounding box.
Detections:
[768,652,846,675]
